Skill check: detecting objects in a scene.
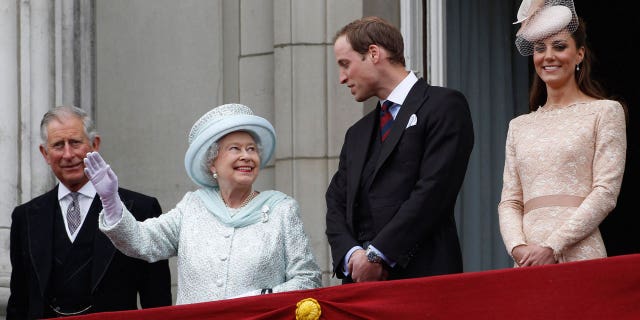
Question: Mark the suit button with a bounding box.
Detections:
[216,280,224,287]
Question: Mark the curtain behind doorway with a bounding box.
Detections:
[445,0,528,271]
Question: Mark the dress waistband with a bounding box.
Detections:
[523,195,585,214]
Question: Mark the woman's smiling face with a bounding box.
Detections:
[533,30,584,89]
[211,131,261,191]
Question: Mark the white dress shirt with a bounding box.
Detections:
[58,182,97,242]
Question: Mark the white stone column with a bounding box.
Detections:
[0,0,20,310]
[0,1,58,314]
[56,0,95,114]
[23,0,57,199]
[0,0,96,314]
[57,0,76,105]
[401,0,424,76]
[77,0,95,116]
[425,0,446,86]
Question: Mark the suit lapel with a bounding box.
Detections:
[375,79,430,174]
[347,112,376,205]
[29,187,59,297]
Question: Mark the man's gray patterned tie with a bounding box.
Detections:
[67,192,81,234]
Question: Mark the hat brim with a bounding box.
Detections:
[184,115,275,188]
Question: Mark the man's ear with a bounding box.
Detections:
[368,44,380,62]
[91,135,101,152]
[39,144,51,165]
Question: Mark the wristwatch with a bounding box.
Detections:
[365,247,383,264]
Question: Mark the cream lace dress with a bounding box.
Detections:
[498,100,626,264]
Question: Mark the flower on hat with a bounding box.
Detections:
[513,0,544,24]
[184,103,276,188]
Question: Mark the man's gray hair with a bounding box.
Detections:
[40,106,98,146]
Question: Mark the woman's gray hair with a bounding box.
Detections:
[40,106,97,146]
[203,130,263,180]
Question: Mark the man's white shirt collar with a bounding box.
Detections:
[385,71,418,106]
[57,181,97,200]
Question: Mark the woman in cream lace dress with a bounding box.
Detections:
[499,0,626,267]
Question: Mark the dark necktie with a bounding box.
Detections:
[67,192,82,234]
[380,100,394,142]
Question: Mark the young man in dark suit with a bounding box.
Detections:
[7,106,172,319]
[326,16,474,283]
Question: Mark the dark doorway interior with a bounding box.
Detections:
[581,4,639,255]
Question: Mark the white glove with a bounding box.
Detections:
[84,151,123,226]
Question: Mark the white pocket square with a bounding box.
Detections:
[406,114,417,128]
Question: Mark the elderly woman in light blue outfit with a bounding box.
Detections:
[83,103,321,305]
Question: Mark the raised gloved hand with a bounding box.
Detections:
[84,151,123,226]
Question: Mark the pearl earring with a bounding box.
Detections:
[576,63,580,71]
[213,172,218,179]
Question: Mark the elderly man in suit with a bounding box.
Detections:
[326,16,474,283]
[7,105,172,319]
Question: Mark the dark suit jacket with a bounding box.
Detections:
[326,78,474,280]
[7,185,172,319]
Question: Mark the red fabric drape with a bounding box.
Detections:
[59,254,640,319]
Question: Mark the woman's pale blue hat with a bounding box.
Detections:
[184,103,275,188]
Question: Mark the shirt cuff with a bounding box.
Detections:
[342,246,364,276]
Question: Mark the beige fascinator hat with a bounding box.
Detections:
[184,103,276,188]
[514,0,578,56]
